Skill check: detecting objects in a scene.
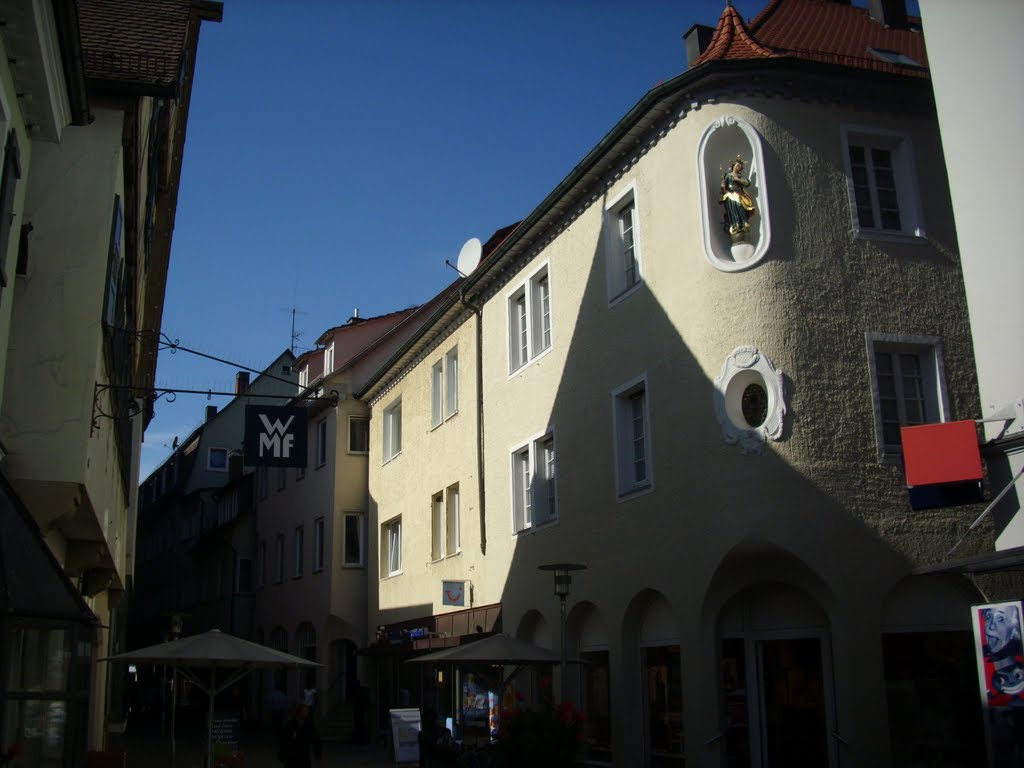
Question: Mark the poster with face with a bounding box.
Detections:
[973,601,1024,708]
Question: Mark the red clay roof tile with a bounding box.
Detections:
[693,4,778,66]
[78,0,193,88]
[697,0,927,78]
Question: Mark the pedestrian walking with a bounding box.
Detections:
[277,702,321,768]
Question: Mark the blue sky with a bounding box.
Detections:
[142,0,919,478]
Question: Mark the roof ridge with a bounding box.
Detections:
[694,3,777,66]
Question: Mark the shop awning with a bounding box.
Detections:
[407,634,564,665]
[913,545,1024,575]
[0,472,96,624]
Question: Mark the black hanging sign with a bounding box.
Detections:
[244,405,307,467]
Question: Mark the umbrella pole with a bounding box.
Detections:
[207,668,216,768]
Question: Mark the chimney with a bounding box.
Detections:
[684,24,715,68]
[869,0,908,29]
[205,405,217,422]
[235,371,250,394]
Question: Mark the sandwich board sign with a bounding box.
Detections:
[389,707,420,765]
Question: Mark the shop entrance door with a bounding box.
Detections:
[721,634,835,768]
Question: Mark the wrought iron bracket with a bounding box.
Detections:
[91,383,175,435]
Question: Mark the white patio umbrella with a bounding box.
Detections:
[104,629,319,767]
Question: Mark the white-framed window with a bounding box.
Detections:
[343,513,365,567]
[324,342,335,375]
[507,264,552,374]
[313,517,324,572]
[865,332,950,461]
[841,125,923,238]
[612,375,653,498]
[316,419,327,467]
[431,491,444,561]
[294,525,304,578]
[604,182,642,302]
[208,447,228,472]
[511,431,557,534]
[446,483,461,557]
[274,534,284,584]
[383,399,402,462]
[349,416,370,454]
[430,483,461,561]
[431,360,444,427]
[298,366,309,390]
[431,347,460,427]
[257,540,266,589]
[445,347,459,418]
[383,517,402,577]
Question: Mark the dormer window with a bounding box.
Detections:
[324,342,335,375]
[298,366,309,389]
[867,47,922,67]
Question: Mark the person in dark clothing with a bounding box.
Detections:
[278,703,321,768]
[419,708,439,768]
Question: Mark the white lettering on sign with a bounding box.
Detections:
[258,414,296,458]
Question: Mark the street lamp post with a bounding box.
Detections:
[538,563,587,703]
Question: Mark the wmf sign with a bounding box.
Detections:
[244,406,307,467]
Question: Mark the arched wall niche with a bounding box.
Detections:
[881,574,981,632]
[516,609,554,649]
[719,582,829,636]
[700,536,839,629]
[697,115,772,272]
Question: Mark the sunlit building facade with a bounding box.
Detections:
[360,2,1017,766]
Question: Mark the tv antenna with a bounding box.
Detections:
[281,306,309,352]
[447,237,482,278]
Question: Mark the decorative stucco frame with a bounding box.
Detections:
[713,346,786,454]
[697,116,772,272]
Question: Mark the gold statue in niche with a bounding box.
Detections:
[720,156,757,243]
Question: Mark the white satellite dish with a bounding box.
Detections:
[456,237,482,276]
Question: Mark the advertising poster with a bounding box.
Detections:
[972,601,1024,709]
[462,674,489,729]
[388,708,421,765]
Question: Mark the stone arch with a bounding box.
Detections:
[881,573,980,632]
[622,589,684,765]
[514,609,555,709]
[296,621,317,689]
[566,601,612,762]
[701,535,837,629]
[270,626,288,692]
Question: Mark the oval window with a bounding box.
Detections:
[741,383,768,428]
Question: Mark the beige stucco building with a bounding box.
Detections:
[0,0,221,761]
[252,305,449,736]
[360,2,1020,766]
